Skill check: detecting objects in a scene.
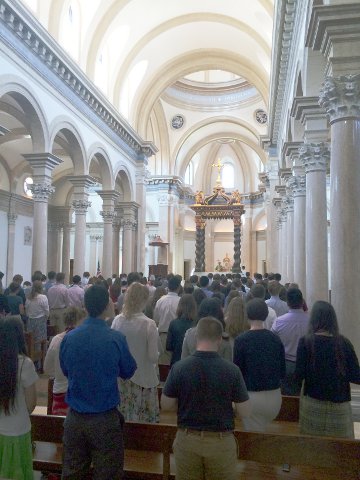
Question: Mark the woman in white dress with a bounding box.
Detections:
[112,282,160,423]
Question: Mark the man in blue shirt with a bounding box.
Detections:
[60,285,137,479]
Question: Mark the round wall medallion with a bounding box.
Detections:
[171,114,185,130]
[255,109,268,125]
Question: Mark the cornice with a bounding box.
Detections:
[290,96,325,123]
[282,141,302,159]
[0,0,157,161]
[0,189,33,216]
[306,4,360,53]
[268,0,299,148]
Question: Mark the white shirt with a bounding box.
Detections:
[0,355,38,436]
[25,294,49,318]
[111,313,159,388]
[153,292,180,333]
[266,296,289,317]
[264,305,277,330]
[44,331,68,393]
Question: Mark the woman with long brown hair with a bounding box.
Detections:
[295,301,360,438]
[0,316,38,480]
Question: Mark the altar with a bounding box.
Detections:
[190,159,245,273]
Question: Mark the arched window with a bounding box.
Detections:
[59,1,80,60]
[185,162,194,185]
[221,163,234,189]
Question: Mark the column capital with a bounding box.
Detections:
[72,199,91,214]
[23,153,63,182]
[283,195,294,214]
[288,175,306,198]
[30,182,55,200]
[299,142,330,174]
[90,234,103,241]
[122,219,137,231]
[319,74,360,123]
[100,210,117,222]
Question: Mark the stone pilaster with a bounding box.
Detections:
[300,142,329,307]
[195,215,206,273]
[320,73,360,357]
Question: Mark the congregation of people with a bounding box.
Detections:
[0,266,360,480]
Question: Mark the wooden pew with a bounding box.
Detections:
[31,414,360,480]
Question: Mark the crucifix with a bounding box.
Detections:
[211,158,224,185]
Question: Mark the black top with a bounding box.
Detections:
[166,316,195,366]
[163,351,249,431]
[295,335,360,403]
[233,329,286,392]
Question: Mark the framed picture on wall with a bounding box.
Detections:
[24,226,32,246]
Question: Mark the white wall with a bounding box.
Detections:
[0,211,8,284]
[13,215,33,282]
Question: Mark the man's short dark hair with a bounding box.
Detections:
[72,275,81,284]
[84,285,109,317]
[246,298,269,321]
[208,273,213,279]
[196,316,223,342]
[274,273,281,282]
[250,284,266,300]
[190,274,198,284]
[199,276,209,288]
[47,271,56,280]
[127,272,141,286]
[56,272,65,283]
[168,276,181,292]
[286,288,303,308]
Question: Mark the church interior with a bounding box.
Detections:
[1,0,360,476]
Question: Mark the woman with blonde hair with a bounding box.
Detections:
[225,296,249,351]
[111,282,159,422]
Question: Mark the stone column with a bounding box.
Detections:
[122,219,137,274]
[289,175,306,295]
[98,190,119,279]
[68,176,96,277]
[112,221,121,276]
[299,143,329,307]
[279,206,288,281]
[62,223,71,282]
[135,165,148,273]
[6,212,17,282]
[89,235,98,276]
[195,214,206,272]
[23,153,62,274]
[272,197,282,274]
[241,208,252,273]
[284,195,294,282]
[320,74,360,356]
[47,223,62,272]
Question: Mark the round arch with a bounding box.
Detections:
[113,164,133,201]
[0,78,48,151]
[88,145,114,190]
[49,118,87,175]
